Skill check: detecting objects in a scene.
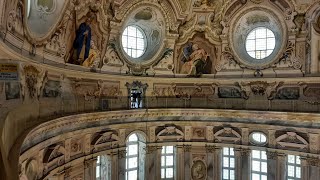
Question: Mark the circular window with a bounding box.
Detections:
[121,26,146,58]
[245,27,276,60]
[250,132,267,145]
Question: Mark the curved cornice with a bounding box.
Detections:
[21,108,320,152]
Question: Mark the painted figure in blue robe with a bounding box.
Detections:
[72,18,92,65]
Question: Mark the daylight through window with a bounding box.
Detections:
[126,134,139,180]
[222,147,235,180]
[287,155,301,180]
[251,150,268,180]
[161,146,175,179]
[246,27,276,59]
[122,26,146,58]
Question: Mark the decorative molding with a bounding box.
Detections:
[266,151,278,160]
[118,150,126,159]
[205,145,215,153]
[183,145,192,152]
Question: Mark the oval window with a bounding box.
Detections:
[245,27,276,60]
[121,25,146,58]
[250,132,267,145]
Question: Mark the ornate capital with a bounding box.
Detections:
[205,145,215,153]
[183,145,192,152]
[239,149,251,156]
[304,157,320,167]
[266,151,278,160]
[146,146,158,154]
[118,150,126,159]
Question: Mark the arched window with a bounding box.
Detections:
[126,133,146,180]
[96,155,111,180]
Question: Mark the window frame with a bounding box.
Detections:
[161,146,175,180]
[222,147,235,180]
[126,133,140,180]
[287,155,301,180]
[245,27,276,60]
[96,155,111,180]
[249,132,268,146]
[251,150,268,180]
[121,25,147,59]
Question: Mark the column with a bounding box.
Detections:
[240,149,251,180]
[234,148,242,180]
[301,157,309,180]
[266,151,277,180]
[145,146,158,180]
[111,151,119,180]
[118,149,127,180]
[214,147,222,180]
[206,145,215,180]
[183,145,191,180]
[306,157,320,180]
[277,153,286,180]
[84,158,97,180]
[176,145,184,180]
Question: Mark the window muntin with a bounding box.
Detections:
[250,132,267,145]
[96,155,111,180]
[126,133,140,180]
[222,147,235,180]
[161,146,175,180]
[122,26,146,58]
[287,155,301,180]
[251,150,267,180]
[246,27,276,60]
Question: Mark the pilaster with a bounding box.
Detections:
[240,149,251,180]
[84,158,97,180]
[214,146,222,180]
[183,144,192,180]
[205,145,215,180]
[118,149,126,180]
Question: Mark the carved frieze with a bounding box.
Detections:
[152,83,216,99]
[156,125,184,141]
[276,132,309,150]
[214,127,241,143]
[236,81,284,100]
[72,80,122,101]
[92,131,120,152]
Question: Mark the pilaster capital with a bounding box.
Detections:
[118,150,127,159]
[183,144,192,152]
[301,157,320,167]
[145,145,158,154]
[266,151,278,160]
[205,145,215,153]
[235,148,251,157]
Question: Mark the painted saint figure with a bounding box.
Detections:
[71,18,92,65]
[180,43,208,76]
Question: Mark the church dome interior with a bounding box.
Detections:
[0,0,320,180]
